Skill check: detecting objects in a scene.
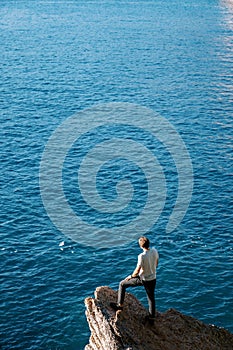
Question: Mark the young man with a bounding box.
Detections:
[110,236,159,322]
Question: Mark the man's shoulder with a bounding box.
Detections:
[151,247,157,252]
[151,247,159,256]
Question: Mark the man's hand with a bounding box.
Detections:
[125,275,132,281]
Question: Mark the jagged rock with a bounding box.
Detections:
[84,286,233,350]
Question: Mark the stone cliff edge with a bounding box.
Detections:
[84,286,233,350]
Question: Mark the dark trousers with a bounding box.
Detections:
[117,276,157,317]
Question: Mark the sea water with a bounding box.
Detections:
[0,0,232,349]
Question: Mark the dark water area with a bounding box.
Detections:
[1,1,232,349]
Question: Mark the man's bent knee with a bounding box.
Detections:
[119,280,126,287]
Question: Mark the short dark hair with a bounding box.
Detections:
[139,236,150,249]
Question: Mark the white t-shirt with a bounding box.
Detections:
[137,248,159,281]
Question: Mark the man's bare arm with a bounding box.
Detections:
[125,265,141,281]
[131,265,141,278]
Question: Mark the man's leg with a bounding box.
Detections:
[143,279,156,318]
[110,276,142,310]
[118,276,142,306]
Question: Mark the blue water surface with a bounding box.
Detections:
[1,0,233,349]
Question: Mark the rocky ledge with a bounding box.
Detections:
[84,286,233,350]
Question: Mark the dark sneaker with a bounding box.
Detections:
[144,315,155,325]
[110,302,123,311]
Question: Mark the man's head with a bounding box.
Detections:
[138,236,150,249]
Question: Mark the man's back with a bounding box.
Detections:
[138,248,159,281]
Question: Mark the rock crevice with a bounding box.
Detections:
[84,286,233,350]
